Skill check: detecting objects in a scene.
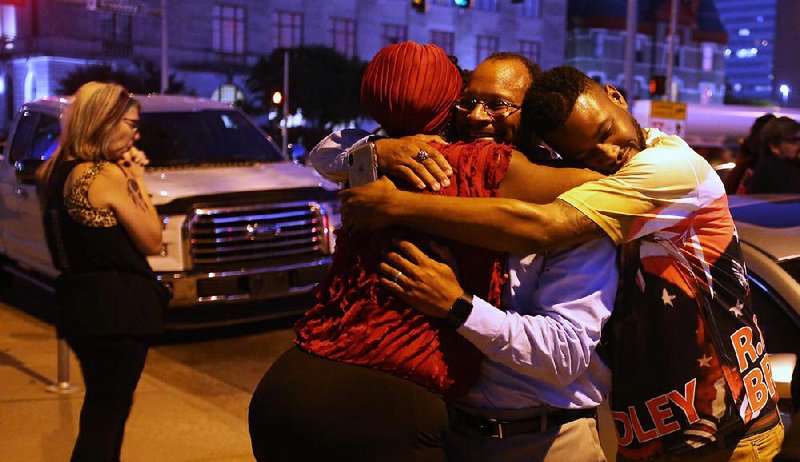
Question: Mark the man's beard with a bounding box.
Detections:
[628,112,647,150]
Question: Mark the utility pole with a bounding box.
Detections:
[664,0,679,102]
[624,0,637,102]
[282,50,290,158]
[160,0,168,94]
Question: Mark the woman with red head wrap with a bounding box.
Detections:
[249,42,512,462]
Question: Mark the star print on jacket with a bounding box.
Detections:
[729,300,744,317]
[661,288,676,306]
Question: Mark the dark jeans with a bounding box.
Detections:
[249,347,449,462]
[67,335,149,462]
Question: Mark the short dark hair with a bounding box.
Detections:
[522,65,593,136]
[484,52,542,87]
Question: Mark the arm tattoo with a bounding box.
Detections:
[120,167,149,212]
[554,199,604,238]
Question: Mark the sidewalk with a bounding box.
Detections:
[0,303,255,462]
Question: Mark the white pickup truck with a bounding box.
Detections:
[0,95,340,325]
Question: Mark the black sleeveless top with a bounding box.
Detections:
[43,159,169,336]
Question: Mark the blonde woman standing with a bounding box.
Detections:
[38,82,170,461]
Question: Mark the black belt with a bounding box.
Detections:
[448,407,597,439]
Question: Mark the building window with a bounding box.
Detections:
[702,44,714,71]
[212,4,246,55]
[475,0,499,12]
[519,40,540,63]
[329,17,357,58]
[521,0,541,18]
[593,31,605,58]
[101,12,133,55]
[382,24,407,46]
[212,83,246,104]
[635,37,646,63]
[672,50,682,68]
[430,30,455,55]
[273,11,303,48]
[476,35,499,64]
[0,5,16,44]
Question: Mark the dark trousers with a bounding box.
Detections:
[67,335,149,462]
[249,347,449,462]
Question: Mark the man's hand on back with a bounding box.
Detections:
[375,135,452,191]
[377,240,463,319]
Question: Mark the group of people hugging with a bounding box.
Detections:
[248,41,785,462]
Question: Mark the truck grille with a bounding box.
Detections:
[188,201,328,269]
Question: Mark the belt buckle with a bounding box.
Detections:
[481,418,505,439]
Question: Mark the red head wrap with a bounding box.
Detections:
[361,41,462,137]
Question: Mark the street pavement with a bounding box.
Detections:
[0,291,296,462]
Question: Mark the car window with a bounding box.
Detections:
[7,111,39,165]
[748,273,800,354]
[136,110,283,167]
[30,115,60,161]
[7,111,60,164]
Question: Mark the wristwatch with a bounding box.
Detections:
[446,293,474,329]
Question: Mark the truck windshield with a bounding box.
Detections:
[137,110,284,167]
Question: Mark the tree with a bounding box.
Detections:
[247,46,367,128]
[58,60,186,95]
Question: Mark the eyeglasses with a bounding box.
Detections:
[453,98,522,118]
[122,118,140,131]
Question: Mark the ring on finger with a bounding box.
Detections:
[415,150,430,163]
[392,270,403,283]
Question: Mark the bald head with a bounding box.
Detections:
[455,54,541,151]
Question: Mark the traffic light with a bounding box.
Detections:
[411,0,426,13]
[649,75,666,96]
[271,91,283,106]
[453,0,471,7]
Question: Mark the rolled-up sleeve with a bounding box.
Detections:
[457,238,618,387]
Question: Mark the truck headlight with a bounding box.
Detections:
[320,200,341,254]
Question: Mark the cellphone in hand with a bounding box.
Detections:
[347,141,378,187]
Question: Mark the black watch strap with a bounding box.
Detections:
[446,293,474,329]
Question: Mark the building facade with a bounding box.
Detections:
[715,0,800,107]
[0,0,564,131]
[565,0,728,104]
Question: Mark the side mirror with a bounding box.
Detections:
[14,159,44,185]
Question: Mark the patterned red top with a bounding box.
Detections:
[296,141,512,398]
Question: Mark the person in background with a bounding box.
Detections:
[693,142,736,180]
[37,82,170,462]
[340,65,784,461]
[724,113,775,195]
[747,116,800,194]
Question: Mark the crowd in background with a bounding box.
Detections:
[713,114,800,195]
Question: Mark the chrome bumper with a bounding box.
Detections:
[156,257,331,307]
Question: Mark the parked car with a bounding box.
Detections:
[0,95,341,327]
[728,194,800,414]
